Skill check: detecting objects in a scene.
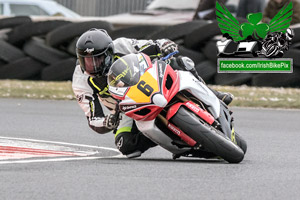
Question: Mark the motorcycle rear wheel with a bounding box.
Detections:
[171,107,244,163]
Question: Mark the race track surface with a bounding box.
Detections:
[0,98,299,200]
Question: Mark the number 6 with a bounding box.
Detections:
[137,81,154,97]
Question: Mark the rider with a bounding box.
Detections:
[72,28,233,158]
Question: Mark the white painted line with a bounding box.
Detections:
[0,154,124,165]
[0,136,119,152]
[0,136,124,165]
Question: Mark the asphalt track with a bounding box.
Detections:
[0,98,300,200]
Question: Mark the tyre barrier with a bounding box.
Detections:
[45,20,113,47]
[0,16,32,29]
[111,25,165,40]
[0,16,299,87]
[7,20,72,46]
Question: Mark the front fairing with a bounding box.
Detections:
[108,54,180,121]
[118,60,180,121]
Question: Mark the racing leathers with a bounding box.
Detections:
[72,37,172,157]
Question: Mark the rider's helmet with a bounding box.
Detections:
[285,28,294,41]
[76,28,114,77]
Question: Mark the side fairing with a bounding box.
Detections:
[135,119,191,155]
[177,71,221,118]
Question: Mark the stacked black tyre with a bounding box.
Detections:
[0,17,114,81]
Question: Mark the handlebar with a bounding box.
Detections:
[161,50,179,61]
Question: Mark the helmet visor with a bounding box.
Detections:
[83,54,105,74]
[77,48,113,76]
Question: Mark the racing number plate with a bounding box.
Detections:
[126,71,159,103]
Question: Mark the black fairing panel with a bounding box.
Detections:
[217,102,232,139]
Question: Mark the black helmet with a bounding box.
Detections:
[76,28,114,76]
[285,28,294,41]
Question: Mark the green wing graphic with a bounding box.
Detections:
[269,2,293,33]
[216,1,243,42]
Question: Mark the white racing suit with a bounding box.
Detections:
[72,38,171,156]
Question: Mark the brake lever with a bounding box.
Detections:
[161,50,179,61]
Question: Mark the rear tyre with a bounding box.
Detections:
[171,107,244,163]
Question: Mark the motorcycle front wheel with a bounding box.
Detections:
[171,107,244,163]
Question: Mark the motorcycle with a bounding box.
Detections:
[107,52,247,163]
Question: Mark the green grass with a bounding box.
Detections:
[0,80,74,100]
[212,85,300,109]
[0,80,299,109]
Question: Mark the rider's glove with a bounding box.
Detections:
[160,40,178,57]
[103,114,120,130]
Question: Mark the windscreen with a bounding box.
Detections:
[108,54,141,88]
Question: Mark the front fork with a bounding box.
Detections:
[157,93,213,148]
[157,93,198,148]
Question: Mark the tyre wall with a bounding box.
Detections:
[0,16,299,87]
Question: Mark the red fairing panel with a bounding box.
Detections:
[166,101,215,125]
[166,102,183,121]
[184,101,215,125]
[163,65,180,102]
[125,105,163,121]
[110,89,128,101]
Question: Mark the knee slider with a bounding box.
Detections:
[115,132,138,155]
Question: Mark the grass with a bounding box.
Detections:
[212,85,300,109]
[0,80,74,100]
[0,80,299,109]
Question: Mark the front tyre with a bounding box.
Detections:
[172,107,244,163]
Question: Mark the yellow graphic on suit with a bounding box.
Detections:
[126,71,159,103]
[231,127,237,144]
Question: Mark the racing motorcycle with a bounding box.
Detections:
[107,52,247,163]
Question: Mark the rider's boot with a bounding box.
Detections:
[209,88,234,106]
[126,150,142,158]
[115,127,157,159]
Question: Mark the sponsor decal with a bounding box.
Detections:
[185,102,200,113]
[216,2,294,73]
[121,104,137,111]
[167,123,181,136]
[184,101,215,125]
[158,63,164,78]
[84,48,95,54]
[167,123,197,146]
